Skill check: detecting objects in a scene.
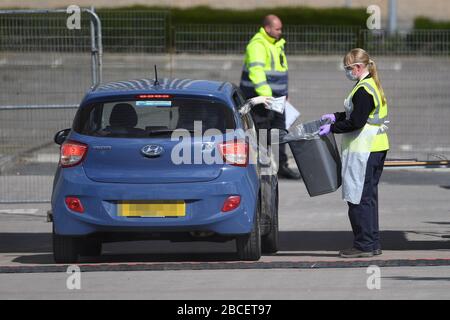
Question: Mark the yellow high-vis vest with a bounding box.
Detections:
[347,77,390,152]
[239,27,288,99]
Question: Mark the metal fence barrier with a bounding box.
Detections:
[0,9,102,202]
[1,9,450,203]
[174,25,362,54]
[98,10,168,53]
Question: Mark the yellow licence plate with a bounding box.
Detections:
[118,201,186,217]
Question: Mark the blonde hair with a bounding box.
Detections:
[344,48,386,105]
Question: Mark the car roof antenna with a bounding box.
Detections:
[153,65,160,87]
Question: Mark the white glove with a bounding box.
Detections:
[249,96,274,109]
[239,96,274,115]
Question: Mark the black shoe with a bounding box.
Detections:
[373,249,383,256]
[278,164,301,180]
[339,248,374,258]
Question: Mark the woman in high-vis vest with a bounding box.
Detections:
[319,48,389,258]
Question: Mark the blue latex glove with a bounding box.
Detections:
[321,113,336,124]
[319,124,331,136]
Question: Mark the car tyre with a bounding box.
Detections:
[80,238,102,257]
[53,226,81,264]
[236,198,262,261]
[262,189,279,254]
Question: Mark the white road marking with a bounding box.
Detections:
[36,153,59,163]
[20,153,59,163]
[51,58,63,68]
[399,144,413,151]
[222,61,232,70]
[0,209,39,215]
[393,62,402,71]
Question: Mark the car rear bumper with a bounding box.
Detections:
[52,165,259,237]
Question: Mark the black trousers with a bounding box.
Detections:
[250,104,288,165]
[347,151,387,252]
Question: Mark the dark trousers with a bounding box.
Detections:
[348,151,387,252]
[250,104,288,165]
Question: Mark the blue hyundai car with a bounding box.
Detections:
[51,78,279,263]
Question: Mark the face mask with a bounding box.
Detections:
[344,62,364,81]
[345,68,358,81]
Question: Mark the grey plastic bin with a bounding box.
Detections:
[287,120,342,197]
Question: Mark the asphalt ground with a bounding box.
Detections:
[1,267,450,300]
[0,169,449,299]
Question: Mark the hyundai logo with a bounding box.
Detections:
[141,145,164,157]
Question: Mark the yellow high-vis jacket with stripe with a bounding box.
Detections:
[239,27,288,99]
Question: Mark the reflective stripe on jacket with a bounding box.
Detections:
[239,27,288,99]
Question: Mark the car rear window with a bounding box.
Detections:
[73,97,235,137]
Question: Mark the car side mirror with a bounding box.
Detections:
[54,128,71,145]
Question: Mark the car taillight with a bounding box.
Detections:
[65,197,84,213]
[60,140,88,168]
[219,140,248,167]
[222,196,241,212]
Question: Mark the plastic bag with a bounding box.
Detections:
[280,119,331,144]
[268,96,286,114]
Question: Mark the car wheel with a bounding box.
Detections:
[236,198,262,261]
[80,238,102,257]
[53,226,81,264]
[262,189,279,254]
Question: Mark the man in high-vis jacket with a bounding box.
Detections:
[240,15,300,179]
